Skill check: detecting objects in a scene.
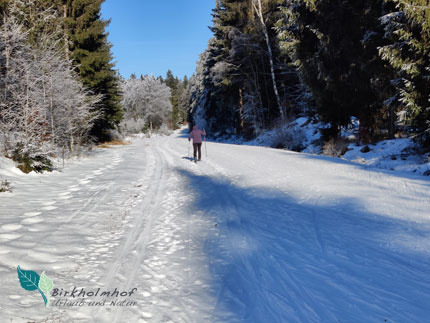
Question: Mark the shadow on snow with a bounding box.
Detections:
[175,168,430,323]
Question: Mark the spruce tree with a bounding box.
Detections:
[189,0,299,136]
[278,0,391,141]
[380,0,430,145]
[165,70,180,127]
[62,0,122,141]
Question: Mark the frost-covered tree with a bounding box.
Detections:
[0,1,101,170]
[3,0,123,142]
[38,44,101,151]
[0,9,48,155]
[379,0,430,145]
[121,75,172,134]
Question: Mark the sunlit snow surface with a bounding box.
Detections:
[1,129,429,322]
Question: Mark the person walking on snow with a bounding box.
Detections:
[188,125,206,161]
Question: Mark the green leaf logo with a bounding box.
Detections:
[17,266,40,291]
[39,271,54,306]
[17,266,53,307]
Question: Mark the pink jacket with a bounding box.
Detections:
[188,125,206,144]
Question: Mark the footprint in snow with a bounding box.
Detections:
[9,295,21,300]
[58,195,72,200]
[42,201,56,206]
[1,224,22,231]
[154,274,166,279]
[0,233,22,241]
[41,205,57,211]
[141,312,153,319]
[21,217,43,225]
[22,211,41,217]
[150,286,160,293]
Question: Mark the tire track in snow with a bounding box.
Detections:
[110,143,174,323]
[153,133,430,322]
[163,135,263,321]
[88,139,195,322]
[137,140,204,323]
[89,142,162,321]
[205,158,338,322]
[146,136,235,322]
[165,136,337,322]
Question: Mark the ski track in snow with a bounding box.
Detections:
[0,129,429,323]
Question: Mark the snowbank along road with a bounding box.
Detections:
[0,129,429,323]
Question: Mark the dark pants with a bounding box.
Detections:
[193,143,202,160]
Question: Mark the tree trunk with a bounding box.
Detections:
[49,78,55,138]
[239,88,244,132]
[3,13,10,110]
[63,4,69,59]
[3,13,10,85]
[25,75,30,145]
[150,119,153,137]
[253,0,284,121]
[251,60,265,129]
[69,120,74,152]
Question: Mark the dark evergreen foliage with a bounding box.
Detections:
[188,0,301,137]
[380,0,430,146]
[278,0,394,141]
[165,69,187,128]
[189,0,429,147]
[63,0,122,142]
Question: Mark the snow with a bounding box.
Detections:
[214,117,430,177]
[1,129,429,322]
[215,117,323,154]
[344,138,430,174]
[0,156,24,178]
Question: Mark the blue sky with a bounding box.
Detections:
[101,1,215,80]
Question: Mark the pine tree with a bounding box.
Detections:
[380,0,430,145]
[278,0,391,141]
[189,0,299,137]
[62,0,122,142]
[165,70,181,127]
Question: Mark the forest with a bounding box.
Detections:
[1,2,429,322]
[1,0,429,173]
[186,0,430,150]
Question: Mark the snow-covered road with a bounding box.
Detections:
[1,129,429,323]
